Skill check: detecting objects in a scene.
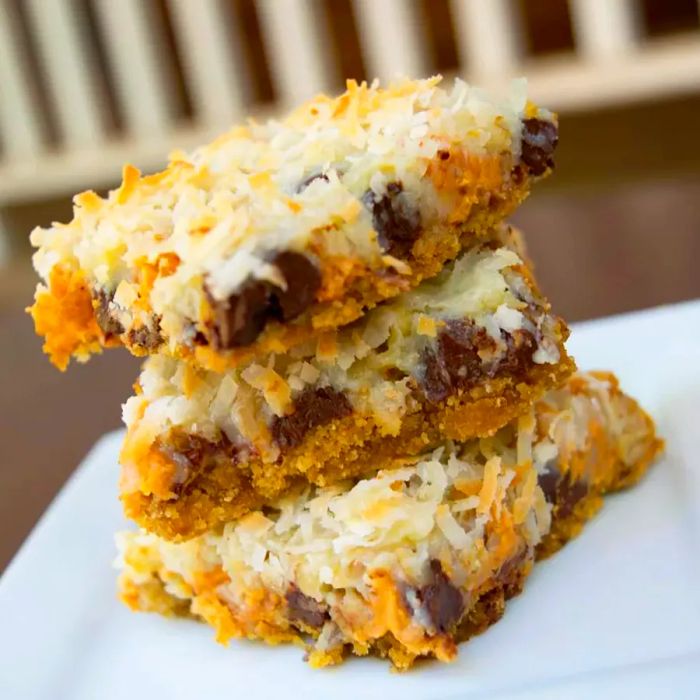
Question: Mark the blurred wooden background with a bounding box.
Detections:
[2,0,700,571]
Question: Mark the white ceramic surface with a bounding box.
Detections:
[2,301,700,699]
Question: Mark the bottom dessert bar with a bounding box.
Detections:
[117,372,662,670]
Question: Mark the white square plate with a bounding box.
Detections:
[2,301,700,699]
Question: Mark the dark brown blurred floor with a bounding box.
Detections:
[514,179,700,320]
[0,295,139,572]
[2,96,700,573]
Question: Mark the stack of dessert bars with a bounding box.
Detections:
[29,78,662,669]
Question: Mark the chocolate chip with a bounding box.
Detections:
[421,349,454,404]
[420,560,464,634]
[556,474,588,518]
[499,331,537,376]
[383,367,408,382]
[537,463,560,504]
[362,181,421,258]
[421,322,536,403]
[127,322,162,351]
[538,465,588,518]
[272,387,352,450]
[183,321,209,348]
[93,289,124,338]
[420,322,494,403]
[438,322,491,382]
[206,252,320,349]
[209,279,274,349]
[511,165,526,186]
[286,586,329,629]
[296,172,329,193]
[272,251,321,321]
[155,431,238,497]
[520,118,558,176]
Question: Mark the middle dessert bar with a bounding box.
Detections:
[121,226,573,539]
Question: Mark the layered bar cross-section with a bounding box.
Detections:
[119,226,573,539]
[117,372,662,669]
[29,77,558,370]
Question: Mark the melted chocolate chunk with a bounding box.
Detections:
[183,321,209,348]
[272,387,352,450]
[421,560,464,634]
[207,252,321,349]
[156,432,237,497]
[286,586,329,629]
[520,118,558,176]
[210,279,273,349]
[436,322,492,388]
[421,321,537,403]
[94,290,124,338]
[510,165,526,186]
[499,331,537,376]
[556,474,588,518]
[273,251,322,321]
[538,464,588,518]
[156,434,208,490]
[127,322,163,351]
[362,181,421,258]
[537,463,560,504]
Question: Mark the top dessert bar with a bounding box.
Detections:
[29,76,557,371]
